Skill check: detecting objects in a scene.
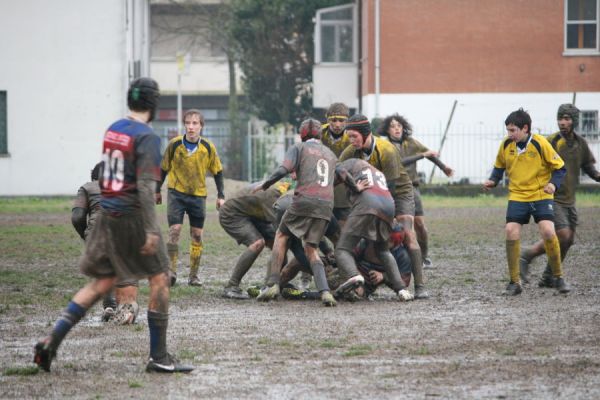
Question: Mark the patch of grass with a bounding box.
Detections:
[134,324,144,332]
[178,349,198,360]
[320,340,343,349]
[414,346,431,356]
[0,197,72,214]
[128,380,143,388]
[380,372,401,379]
[276,340,293,347]
[343,344,373,357]
[3,366,40,376]
[257,337,271,345]
[111,351,125,358]
[497,347,516,356]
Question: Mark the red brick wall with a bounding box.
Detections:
[361,0,599,94]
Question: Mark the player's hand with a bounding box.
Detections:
[356,178,372,192]
[482,180,496,191]
[368,270,384,285]
[443,167,454,177]
[140,233,160,256]
[397,289,414,301]
[543,182,556,194]
[155,193,162,205]
[216,198,225,210]
[424,150,438,158]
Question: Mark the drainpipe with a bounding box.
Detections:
[374,0,380,117]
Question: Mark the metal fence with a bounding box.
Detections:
[156,122,600,185]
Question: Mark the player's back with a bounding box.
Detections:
[99,118,161,214]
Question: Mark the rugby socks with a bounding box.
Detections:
[228,248,260,287]
[408,248,425,286]
[189,241,203,277]
[544,236,563,278]
[148,310,168,362]
[167,243,178,275]
[50,301,86,348]
[310,259,330,292]
[506,239,521,283]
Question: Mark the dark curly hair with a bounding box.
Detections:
[378,113,413,138]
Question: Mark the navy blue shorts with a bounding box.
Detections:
[167,189,206,228]
[506,200,554,225]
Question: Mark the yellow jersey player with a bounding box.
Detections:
[484,108,568,295]
[156,109,225,286]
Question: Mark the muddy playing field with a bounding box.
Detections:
[1,199,599,399]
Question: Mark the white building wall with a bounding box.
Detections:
[362,92,600,183]
[313,65,358,109]
[151,60,240,94]
[0,0,150,196]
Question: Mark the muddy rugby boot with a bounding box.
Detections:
[519,257,531,284]
[334,275,365,298]
[146,353,194,373]
[414,285,430,300]
[34,337,57,372]
[320,291,337,307]
[423,257,433,269]
[112,302,139,325]
[101,307,116,322]
[397,289,414,302]
[222,286,250,300]
[256,283,280,302]
[504,281,522,296]
[554,277,571,294]
[188,275,202,287]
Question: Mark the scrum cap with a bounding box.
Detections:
[557,103,580,128]
[299,118,322,141]
[127,77,160,121]
[345,114,371,137]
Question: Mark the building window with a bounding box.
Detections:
[564,0,599,54]
[315,4,356,64]
[580,110,599,139]
[0,91,7,155]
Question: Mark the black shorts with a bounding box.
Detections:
[167,189,206,228]
[506,200,554,225]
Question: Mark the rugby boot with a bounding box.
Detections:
[414,284,430,300]
[423,258,433,269]
[519,257,531,284]
[188,273,202,287]
[298,272,312,290]
[101,307,115,322]
[320,290,337,307]
[33,337,57,372]
[504,281,522,296]
[554,277,571,294]
[281,285,307,300]
[256,283,280,302]
[112,302,139,325]
[222,285,250,300]
[538,265,554,288]
[334,275,365,298]
[146,353,194,373]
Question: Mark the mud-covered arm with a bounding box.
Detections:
[155,169,168,193]
[427,155,448,171]
[138,178,160,235]
[582,162,600,182]
[335,166,361,193]
[262,166,289,191]
[213,171,225,199]
[71,208,87,240]
[401,154,425,166]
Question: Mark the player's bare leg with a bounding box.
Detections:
[396,214,429,299]
[257,230,288,301]
[167,224,182,286]
[188,227,204,286]
[34,277,117,371]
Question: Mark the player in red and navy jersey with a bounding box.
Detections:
[34,78,193,374]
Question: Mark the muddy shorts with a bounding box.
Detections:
[79,211,168,282]
[553,203,578,230]
[279,211,329,246]
[413,187,424,217]
[333,207,351,222]
[337,215,392,251]
[167,189,206,228]
[219,212,275,246]
[393,190,415,217]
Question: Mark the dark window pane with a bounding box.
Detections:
[0,91,6,154]
[339,25,353,62]
[567,23,597,48]
[321,25,335,62]
[322,8,352,21]
[568,0,597,21]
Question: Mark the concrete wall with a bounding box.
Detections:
[0,1,142,195]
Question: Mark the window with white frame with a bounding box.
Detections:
[580,110,599,138]
[565,0,599,54]
[315,4,356,64]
